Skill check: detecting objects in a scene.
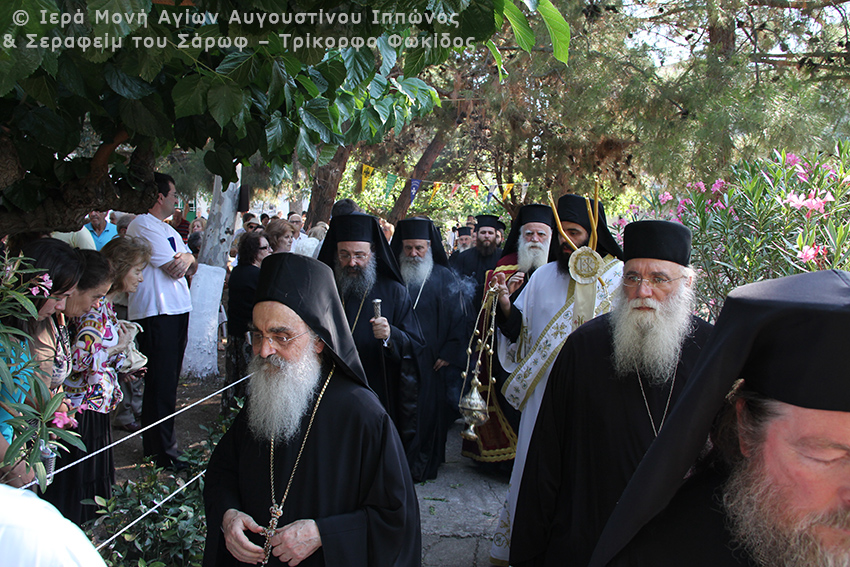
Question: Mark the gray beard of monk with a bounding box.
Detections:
[723,443,850,567]
[398,249,434,289]
[517,238,551,274]
[610,281,695,385]
[246,346,323,444]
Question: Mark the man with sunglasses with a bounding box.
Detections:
[509,220,713,567]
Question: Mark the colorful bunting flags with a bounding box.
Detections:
[451,184,460,197]
[385,173,398,198]
[410,179,422,202]
[502,183,514,200]
[471,184,479,197]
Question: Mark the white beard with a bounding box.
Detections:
[517,237,550,273]
[247,346,323,444]
[610,282,695,385]
[457,241,472,252]
[399,248,434,288]
[334,254,377,299]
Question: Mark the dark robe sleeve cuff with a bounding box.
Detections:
[497,304,523,342]
[315,510,368,565]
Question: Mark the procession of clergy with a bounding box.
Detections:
[203,194,850,567]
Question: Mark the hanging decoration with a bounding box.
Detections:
[385,173,398,198]
[361,164,375,189]
[428,182,442,204]
[410,179,422,202]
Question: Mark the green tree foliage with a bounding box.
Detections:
[0,0,570,234]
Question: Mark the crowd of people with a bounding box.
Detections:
[1,180,848,567]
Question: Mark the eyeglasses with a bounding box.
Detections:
[249,330,309,349]
[622,274,685,289]
[338,251,370,261]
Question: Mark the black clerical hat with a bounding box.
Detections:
[501,204,558,258]
[589,269,850,567]
[391,217,449,267]
[457,227,472,237]
[475,214,502,230]
[623,220,691,266]
[254,253,369,388]
[556,194,623,260]
[317,212,404,285]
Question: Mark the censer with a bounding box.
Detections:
[458,279,500,441]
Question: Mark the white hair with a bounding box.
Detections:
[398,247,434,289]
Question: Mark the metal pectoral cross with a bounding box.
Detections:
[262,504,283,565]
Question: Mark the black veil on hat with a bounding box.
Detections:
[501,203,558,259]
[556,194,623,260]
[623,220,692,266]
[317,212,404,285]
[390,217,449,267]
[589,269,850,567]
[254,253,369,388]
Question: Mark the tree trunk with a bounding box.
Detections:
[387,129,448,224]
[306,144,353,227]
[183,167,241,381]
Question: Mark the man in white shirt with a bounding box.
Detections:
[127,173,197,471]
[0,484,107,566]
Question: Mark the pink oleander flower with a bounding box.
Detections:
[628,204,640,214]
[784,192,806,210]
[52,411,78,429]
[710,179,727,194]
[615,217,628,228]
[798,244,827,262]
[823,190,835,202]
[676,198,693,217]
[785,153,801,168]
[713,201,727,211]
[659,191,673,205]
[39,273,53,289]
[795,163,810,183]
[821,164,837,180]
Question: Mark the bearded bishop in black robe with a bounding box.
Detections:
[317,213,425,458]
[510,221,713,567]
[390,217,468,481]
[203,254,420,567]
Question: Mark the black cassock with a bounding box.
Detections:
[203,372,421,567]
[342,277,424,458]
[405,264,468,481]
[606,461,756,567]
[511,314,713,567]
[449,247,501,308]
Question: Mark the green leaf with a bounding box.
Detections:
[342,47,376,88]
[7,291,38,319]
[264,110,295,153]
[314,58,346,96]
[485,40,507,82]
[536,0,570,65]
[376,36,398,76]
[296,75,320,99]
[373,98,393,124]
[4,428,35,467]
[316,144,338,167]
[457,0,497,42]
[268,59,295,112]
[295,126,317,166]
[56,55,87,97]
[105,64,156,100]
[17,107,76,153]
[207,82,247,130]
[503,0,536,52]
[50,427,86,451]
[87,0,153,39]
[172,75,210,119]
[215,51,259,87]
[19,75,58,110]
[203,146,237,182]
[298,98,336,144]
[119,98,172,138]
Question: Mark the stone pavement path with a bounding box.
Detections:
[417,421,510,567]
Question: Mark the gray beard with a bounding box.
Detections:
[334,254,377,300]
[247,347,323,444]
[399,248,434,289]
[723,450,850,567]
[457,242,472,252]
[610,282,695,385]
[517,238,550,273]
